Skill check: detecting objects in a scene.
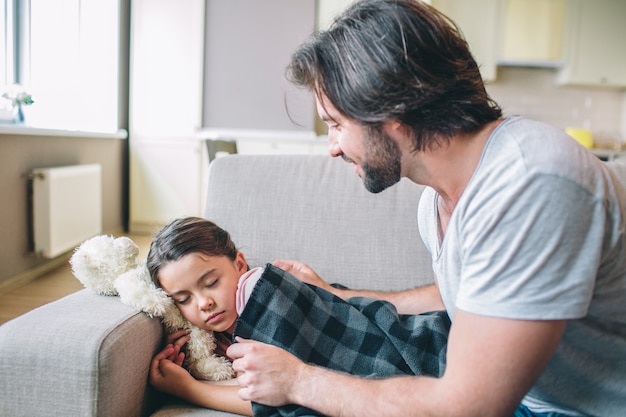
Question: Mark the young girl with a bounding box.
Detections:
[147,217,256,416]
[147,217,449,416]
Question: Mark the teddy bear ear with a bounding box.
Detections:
[114,236,140,265]
[70,235,120,296]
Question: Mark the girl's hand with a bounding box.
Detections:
[149,345,193,396]
[150,346,253,416]
[155,343,185,367]
[166,329,191,349]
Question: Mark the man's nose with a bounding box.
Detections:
[328,132,342,158]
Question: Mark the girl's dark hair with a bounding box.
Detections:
[287,0,502,151]
[146,217,238,286]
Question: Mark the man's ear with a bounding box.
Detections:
[384,119,413,149]
[388,119,411,136]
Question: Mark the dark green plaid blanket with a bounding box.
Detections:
[234,264,450,417]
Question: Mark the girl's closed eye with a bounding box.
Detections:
[205,278,218,288]
[174,295,190,305]
[170,294,191,304]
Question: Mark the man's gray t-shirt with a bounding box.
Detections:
[418,116,626,416]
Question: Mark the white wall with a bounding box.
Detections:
[203,0,316,132]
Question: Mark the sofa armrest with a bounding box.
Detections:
[0,289,164,417]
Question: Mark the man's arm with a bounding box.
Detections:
[273,260,444,314]
[228,310,566,417]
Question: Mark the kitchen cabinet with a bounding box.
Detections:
[431,0,500,82]
[435,0,626,87]
[557,0,626,87]
[499,0,566,66]
[433,0,565,76]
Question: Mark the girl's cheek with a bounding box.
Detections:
[178,305,195,320]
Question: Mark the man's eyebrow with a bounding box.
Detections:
[320,114,339,124]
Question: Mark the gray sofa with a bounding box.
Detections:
[2,153,625,417]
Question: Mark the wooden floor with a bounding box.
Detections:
[0,234,153,325]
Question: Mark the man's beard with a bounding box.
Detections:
[361,127,402,194]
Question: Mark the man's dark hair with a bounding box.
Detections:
[287,0,502,151]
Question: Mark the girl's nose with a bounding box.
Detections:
[198,295,214,311]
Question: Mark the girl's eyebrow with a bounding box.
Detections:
[167,269,216,297]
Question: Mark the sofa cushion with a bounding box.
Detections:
[152,400,246,416]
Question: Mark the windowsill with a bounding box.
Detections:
[0,124,128,140]
[197,128,320,142]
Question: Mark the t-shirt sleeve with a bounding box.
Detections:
[456,173,602,320]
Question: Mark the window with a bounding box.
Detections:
[1,0,12,110]
[2,0,121,133]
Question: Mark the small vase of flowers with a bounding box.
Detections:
[0,84,34,124]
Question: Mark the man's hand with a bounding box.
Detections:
[227,337,307,406]
[273,260,334,292]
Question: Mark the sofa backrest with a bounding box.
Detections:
[204,154,434,292]
[204,154,626,293]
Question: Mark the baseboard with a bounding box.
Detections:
[0,254,72,295]
[0,227,127,296]
[128,221,164,235]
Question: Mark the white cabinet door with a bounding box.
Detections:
[130,139,206,230]
[129,0,205,232]
[499,0,566,64]
[432,0,501,82]
[558,0,626,87]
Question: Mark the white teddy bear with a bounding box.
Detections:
[70,235,234,381]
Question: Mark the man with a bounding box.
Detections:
[227,1,626,416]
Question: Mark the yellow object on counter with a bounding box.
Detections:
[565,128,594,148]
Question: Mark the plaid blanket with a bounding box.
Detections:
[234,265,451,417]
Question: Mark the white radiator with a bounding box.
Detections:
[29,164,102,258]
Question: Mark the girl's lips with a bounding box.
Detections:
[206,311,225,324]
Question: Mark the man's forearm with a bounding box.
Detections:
[292,364,441,417]
[334,284,443,315]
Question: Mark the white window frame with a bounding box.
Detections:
[2,0,121,134]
